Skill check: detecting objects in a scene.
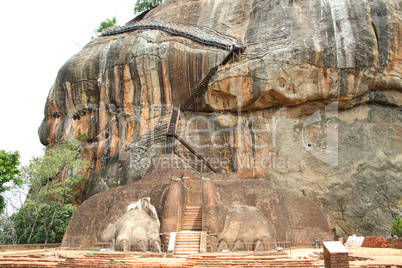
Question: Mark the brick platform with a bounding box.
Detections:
[3,251,401,267]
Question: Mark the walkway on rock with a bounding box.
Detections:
[102,20,243,51]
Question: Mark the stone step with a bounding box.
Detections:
[176,237,200,240]
[183,221,201,224]
[175,244,200,248]
[184,212,201,214]
[176,237,201,240]
[176,238,200,241]
[182,225,202,229]
[176,231,201,235]
[176,239,200,243]
[174,231,202,255]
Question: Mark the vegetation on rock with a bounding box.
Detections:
[391,199,402,237]
[134,0,163,13]
[391,216,402,238]
[93,17,117,38]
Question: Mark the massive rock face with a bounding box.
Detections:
[40,0,401,239]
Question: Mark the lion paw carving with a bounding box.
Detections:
[218,201,277,252]
[101,197,161,252]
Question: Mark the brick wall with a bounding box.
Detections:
[324,245,349,268]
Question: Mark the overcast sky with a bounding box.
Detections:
[0,0,135,165]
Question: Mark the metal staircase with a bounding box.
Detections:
[181,66,219,112]
[165,46,245,172]
[181,46,244,112]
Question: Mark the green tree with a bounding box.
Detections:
[94,17,117,36]
[391,216,402,237]
[9,139,88,244]
[134,0,163,13]
[0,150,22,213]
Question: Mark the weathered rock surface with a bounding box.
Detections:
[41,0,401,239]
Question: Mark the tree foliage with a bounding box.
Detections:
[0,150,21,213]
[3,202,76,244]
[134,0,163,13]
[95,17,117,35]
[391,215,402,238]
[391,199,402,238]
[0,140,88,244]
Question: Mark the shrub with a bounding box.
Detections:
[391,216,402,237]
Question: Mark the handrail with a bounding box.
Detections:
[166,108,180,135]
[174,134,219,173]
[181,66,219,112]
[102,20,244,51]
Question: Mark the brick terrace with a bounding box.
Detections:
[0,250,401,267]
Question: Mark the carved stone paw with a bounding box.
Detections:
[101,197,161,252]
[218,201,277,252]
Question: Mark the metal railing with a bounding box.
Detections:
[94,242,164,253]
[208,241,292,254]
[102,20,243,51]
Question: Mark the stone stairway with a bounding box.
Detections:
[174,205,203,256]
[174,231,202,256]
[182,206,202,231]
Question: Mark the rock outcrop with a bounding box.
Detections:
[41,0,401,240]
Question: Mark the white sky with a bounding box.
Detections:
[0,0,135,166]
